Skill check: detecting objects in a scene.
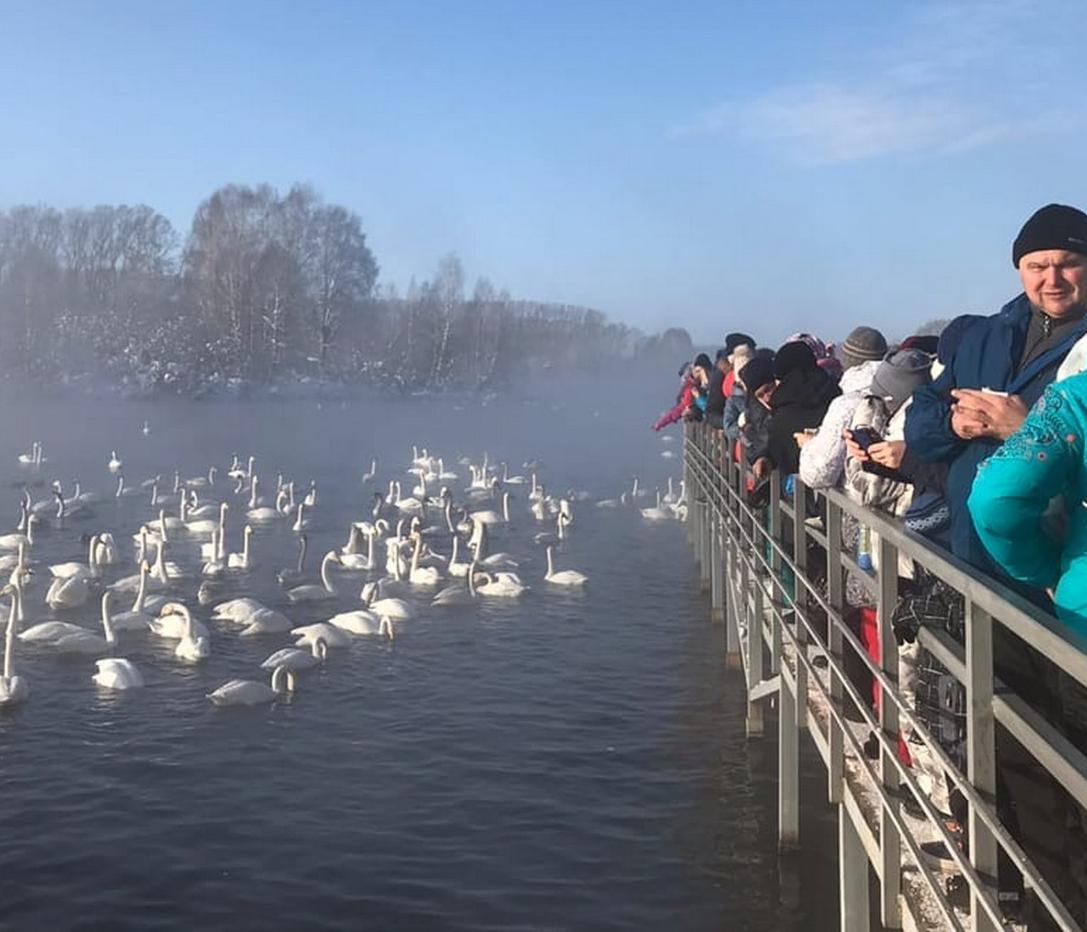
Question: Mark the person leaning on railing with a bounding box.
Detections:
[906,203,1087,929]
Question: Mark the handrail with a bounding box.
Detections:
[682,421,1085,932]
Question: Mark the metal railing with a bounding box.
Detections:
[682,422,1087,932]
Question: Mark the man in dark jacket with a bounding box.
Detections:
[906,203,1087,578]
[905,203,1087,929]
[766,340,840,475]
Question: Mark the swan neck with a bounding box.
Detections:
[4,592,17,679]
[101,592,115,644]
[321,553,337,593]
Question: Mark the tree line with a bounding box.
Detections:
[0,183,676,396]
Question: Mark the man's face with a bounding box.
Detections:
[1019,249,1087,318]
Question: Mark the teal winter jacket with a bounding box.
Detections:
[968,373,1087,635]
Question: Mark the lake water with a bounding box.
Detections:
[0,378,837,930]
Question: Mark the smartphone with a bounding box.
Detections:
[851,427,883,451]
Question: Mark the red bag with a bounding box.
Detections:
[859,606,912,767]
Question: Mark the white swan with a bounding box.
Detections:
[287,550,341,602]
[227,525,254,570]
[339,527,374,571]
[261,636,328,672]
[247,477,280,522]
[473,569,527,598]
[326,610,394,638]
[148,603,210,640]
[0,512,36,551]
[237,607,293,637]
[291,621,352,649]
[45,572,94,610]
[0,583,29,705]
[408,534,441,586]
[53,593,118,654]
[207,665,295,707]
[472,491,511,527]
[362,459,377,484]
[544,546,588,586]
[360,581,416,621]
[291,502,312,532]
[108,450,123,473]
[186,501,228,538]
[212,597,266,622]
[432,562,479,606]
[278,534,310,586]
[641,490,672,521]
[49,534,101,580]
[92,657,144,690]
[158,602,210,662]
[201,528,227,578]
[447,536,470,578]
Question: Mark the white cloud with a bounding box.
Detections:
[671,0,1065,163]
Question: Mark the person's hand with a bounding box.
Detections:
[868,440,906,469]
[752,457,769,480]
[951,390,1028,440]
[844,431,869,462]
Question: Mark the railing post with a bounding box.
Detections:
[877,533,902,929]
[769,472,782,674]
[698,429,711,593]
[792,479,809,728]
[840,806,871,932]
[826,499,845,804]
[724,458,741,666]
[747,557,765,738]
[710,432,725,622]
[966,601,1000,932]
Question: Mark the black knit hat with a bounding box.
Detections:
[773,340,817,379]
[1012,203,1087,267]
[724,332,755,354]
[738,354,775,394]
[693,352,713,371]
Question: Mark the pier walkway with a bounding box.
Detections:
[682,423,1087,932]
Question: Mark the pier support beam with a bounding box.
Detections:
[839,807,870,932]
[779,672,800,847]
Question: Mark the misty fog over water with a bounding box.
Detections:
[0,376,835,930]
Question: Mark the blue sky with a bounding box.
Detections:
[0,0,1082,344]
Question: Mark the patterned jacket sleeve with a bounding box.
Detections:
[968,383,1083,590]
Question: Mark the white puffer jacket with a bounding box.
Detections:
[798,360,880,490]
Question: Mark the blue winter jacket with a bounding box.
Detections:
[905,293,1087,576]
[968,375,1087,637]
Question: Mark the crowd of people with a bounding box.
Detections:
[654,203,1087,929]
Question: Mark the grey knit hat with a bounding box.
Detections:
[839,326,888,369]
[869,348,932,414]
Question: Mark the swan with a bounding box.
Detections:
[291,502,311,532]
[236,607,294,637]
[286,551,341,602]
[53,592,118,654]
[432,563,479,606]
[596,492,629,509]
[326,609,394,638]
[544,546,588,586]
[186,501,228,538]
[150,540,186,583]
[212,597,266,622]
[141,420,150,436]
[201,529,227,578]
[157,602,210,662]
[534,512,570,545]
[0,512,36,551]
[631,476,650,499]
[0,541,27,573]
[302,481,317,508]
[108,566,157,631]
[641,490,672,521]
[108,451,123,473]
[437,458,458,481]
[207,665,295,707]
[278,534,310,586]
[291,621,352,649]
[500,463,525,485]
[473,569,527,598]
[447,535,470,578]
[115,475,141,498]
[261,636,328,672]
[360,581,416,620]
[16,442,39,467]
[339,527,374,571]
[661,477,678,505]
[186,465,217,489]
[0,583,29,705]
[148,603,210,640]
[96,532,119,565]
[530,492,549,522]
[227,525,254,570]
[408,534,441,586]
[49,534,100,580]
[226,455,255,482]
[92,658,144,690]
[472,492,511,527]
[46,571,94,610]
[362,459,377,484]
